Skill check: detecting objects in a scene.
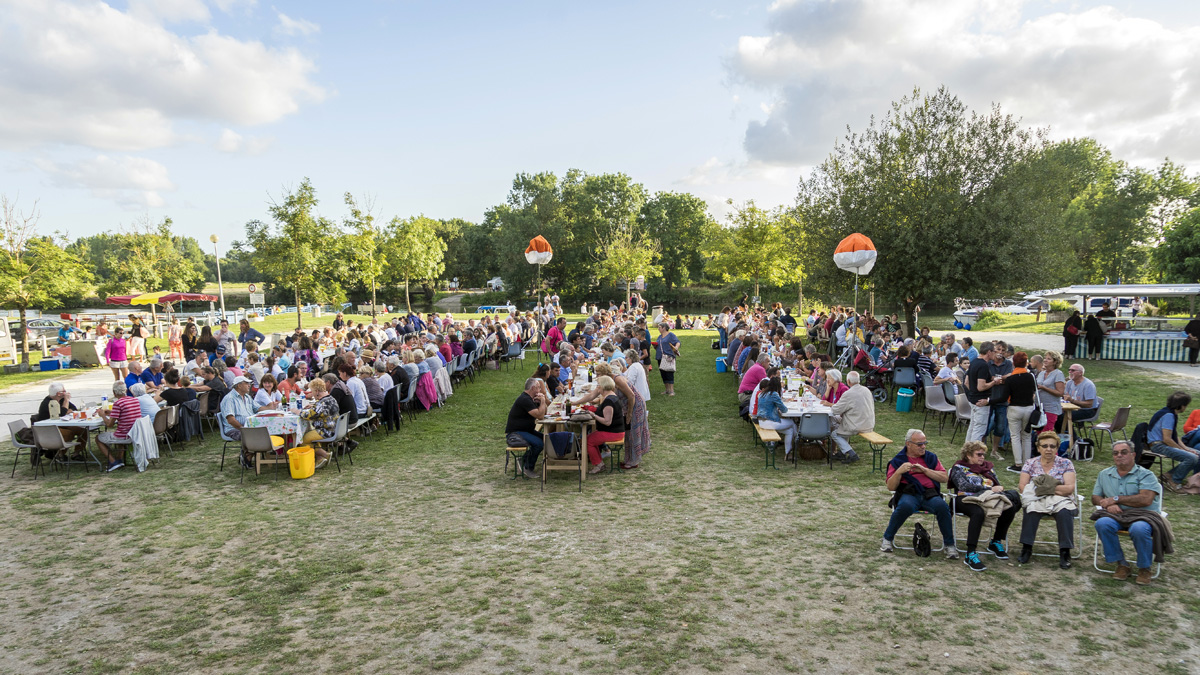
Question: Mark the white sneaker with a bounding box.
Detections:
[944,545,959,560]
[880,537,894,553]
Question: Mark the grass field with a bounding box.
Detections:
[2,329,1198,674]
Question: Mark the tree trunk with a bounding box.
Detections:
[754,279,760,302]
[902,297,919,339]
[295,289,303,331]
[405,277,411,313]
[371,278,378,317]
[797,278,803,313]
[18,307,29,366]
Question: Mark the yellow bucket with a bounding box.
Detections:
[287,446,315,480]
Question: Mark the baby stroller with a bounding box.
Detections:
[854,347,890,403]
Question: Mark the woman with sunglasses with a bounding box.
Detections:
[949,441,1022,572]
[1016,430,1078,568]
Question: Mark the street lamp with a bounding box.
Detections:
[209,234,226,321]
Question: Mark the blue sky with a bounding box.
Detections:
[3,0,1200,248]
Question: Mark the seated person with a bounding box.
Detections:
[129,382,160,418]
[880,430,957,560]
[892,345,919,374]
[1063,363,1099,423]
[829,371,871,464]
[254,374,284,409]
[218,376,257,442]
[584,376,625,475]
[159,369,198,407]
[949,441,1021,571]
[359,364,385,411]
[296,379,335,468]
[1016,431,1078,568]
[140,358,165,391]
[56,322,83,345]
[1091,440,1166,585]
[192,366,228,414]
[935,353,962,395]
[754,376,796,459]
[324,373,359,425]
[36,382,87,449]
[1146,391,1200,493]
[124,360,147,391]
[738,350,766,406]
[97,381,139,472]
[506,377,549,480]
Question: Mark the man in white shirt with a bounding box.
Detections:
[339,364,371,416]
[186,350,208,378]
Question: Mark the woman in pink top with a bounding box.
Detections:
[816,368,849,405]
[104,326,130,380]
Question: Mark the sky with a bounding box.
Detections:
[3,0,1200,248]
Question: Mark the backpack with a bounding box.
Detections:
[1131,422,1155,469]
[912,522,932,557]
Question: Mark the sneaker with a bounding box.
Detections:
[1135,568,1152,585]
[522,466,539,480]
[879,537,894,553]
[599,450,611,459]
[841,450,861,464]
[106,460,124,472]
[1113,563,1132,580]
[1005,464,1021,473]
[964,551,987,572]
[315,457,329,470]
[944,545,959,560]
[987,540,1009,560]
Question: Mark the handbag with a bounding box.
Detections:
[1066,325,1079,336]
[912,522,932,557]
[1025,390,1047,433]
[661,354,677,372]
[1185,336,1199,349]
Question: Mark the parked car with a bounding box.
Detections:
[8,317,70,340]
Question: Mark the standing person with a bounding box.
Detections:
[128,314,149,361]
[965,342,1000,443]
[1035,350,1066,434]
[168,317,184,362]
[1084,313,1105,361]
[196,325,219,358]
[238,318,265,352]
[104,326,130,381]
[1091,441,1165,586]
[1185,315,1200,368]
[181,322,199,360]
[1062,310,1082,360]
[655,321,680,397]
[1004,352,1037,473]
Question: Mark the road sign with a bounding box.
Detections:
[247,282,258,293]
[249,293,265,305]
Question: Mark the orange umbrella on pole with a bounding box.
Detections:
[524,235,553,264]
[833,233,877,311]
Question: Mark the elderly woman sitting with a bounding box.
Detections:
[1016,430,1078,568]
[949,441,1022,571]
[806,368,847,405]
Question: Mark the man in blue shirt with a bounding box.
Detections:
[1146,391,1200,492]
[139,358,164,391]
[1064,363,1099,423]
[960,337,979,363]
[1092,440,1164,585]
[57,323,83,345]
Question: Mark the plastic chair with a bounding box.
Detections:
[1090,404,1130,448]
[152,408,173,456]
[1092,507,1166,579]
[950,394,972,443]
[239,426,286,483]
[796,412,832,467]
[922,382,957,434]
[9,419,45,478]
[1075,396,1104,447]
[31,425,80,479]
[892,367,917,399]
[307,413,346,473]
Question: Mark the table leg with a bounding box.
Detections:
[579,424,588,484]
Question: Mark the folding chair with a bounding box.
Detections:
[1092,507,1167,579]
[888,490,954,553]
[1090,405,1130,448]
[1020,492,1086,560]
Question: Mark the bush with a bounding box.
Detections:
[1049,299,1074,312]
[972,309,1007,330]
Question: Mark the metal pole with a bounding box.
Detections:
[213,241,226,321]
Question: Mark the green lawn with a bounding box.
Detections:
[1,330,1197,674]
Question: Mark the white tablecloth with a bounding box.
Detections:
[245,413,305,437]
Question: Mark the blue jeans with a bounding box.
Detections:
[884,492,954,544]
[1182,429,1200,447]
[717,326,728,348]
[1095,517,1154,570]
[987,404,1010,446]
[511,431,543,471]
[1151,441,1200,483]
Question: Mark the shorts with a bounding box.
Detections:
[97,431,131,445]
[108,360,128,369]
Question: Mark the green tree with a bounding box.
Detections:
[0,196,93,365]
[1159,207,1200,282]
[640,191,718,290]
[245,178,343,330]
[707,201,792,299]
[97,217,206,297]
[385,215,446,312]
[593,219,662,307]
[340,193,386,316]
[796,86,1065,335]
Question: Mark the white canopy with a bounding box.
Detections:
[1026,284,1200,300]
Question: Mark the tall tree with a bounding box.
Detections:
[641,191,718,290]
[796,86,1064,335]
[593,219,662,308]
[340,193,386,316]
[93,218,207,297]
[245,178,343,330]
[0,196,92,365]
[707,201,791,299]
[385,215,446,312]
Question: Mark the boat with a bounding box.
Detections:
[951,297,1041,329]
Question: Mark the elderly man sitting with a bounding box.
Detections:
[880,430,957,559]
[829,371,871,463]
[140,358,165,391]
[36,382,87,452]
[1091,440,1169,586]
[506,377,549,479]
[129,383,160,418]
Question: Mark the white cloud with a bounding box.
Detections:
[0,0,325,152]
[275,11,320,37]
[730,0,1200,167]
[38,155,176,209]
[127,0,211,23]
[216,128,272,154]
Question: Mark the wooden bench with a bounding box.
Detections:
[754,422,782,470]
[858,431,893,474]
[505,446,528,479]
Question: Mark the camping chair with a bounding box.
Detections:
[1090,404,1130,448]
[239,426,287,483]
[31,425,81,479]
[1016,491,1086,560]
[950,394,973,443]
[795,412,832,468]
[888,490,953,553]
[922,381,957,434]
[1092,507,1167,579]
[9,419,45,479]
[152,408,173,457]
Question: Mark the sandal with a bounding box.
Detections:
[589,464,606,475]
[619,463,639,470]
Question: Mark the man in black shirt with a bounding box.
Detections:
[506,378,548,479]
[986,342,1014,457]
[965,341,1002,443]
[37,382,86,449]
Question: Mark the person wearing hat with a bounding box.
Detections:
[220,376,262,468]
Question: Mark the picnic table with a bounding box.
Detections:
[34,413,107,469]
[536,399,596,489]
